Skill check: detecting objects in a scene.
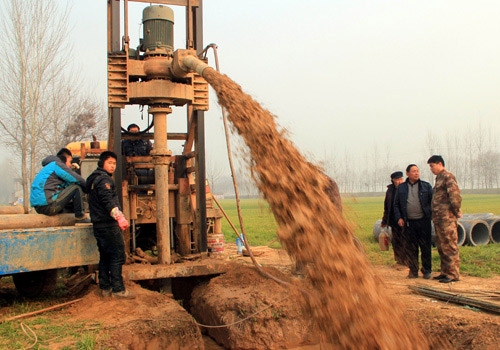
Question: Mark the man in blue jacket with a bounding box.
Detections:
[394,164,433,279]
[30,148,89,222]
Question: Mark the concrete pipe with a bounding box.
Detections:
[460,219,490,246]
[485,216,500,244]
[456,221,466,247]
[461,213,495,221]
[0,213,77,230]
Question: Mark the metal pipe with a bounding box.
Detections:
[182,55,210,76]
[0,214,79,230]
[149,105,172,264]
[131,219,136,251]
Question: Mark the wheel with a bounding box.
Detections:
[13,269,59,298]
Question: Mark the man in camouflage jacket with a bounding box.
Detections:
[427,155,462,283]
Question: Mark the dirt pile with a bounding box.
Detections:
[191,264,317,349]
[64,283,203,350]
[203,68,430,349]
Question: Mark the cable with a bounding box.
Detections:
[195,295,290,329]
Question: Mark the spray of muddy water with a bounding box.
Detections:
[202,68,429,349]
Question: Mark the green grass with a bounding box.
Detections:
[218,194,500,277]
[219,198,279,247]
[0,316,101,349]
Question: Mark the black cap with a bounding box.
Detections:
[390,171,403,180]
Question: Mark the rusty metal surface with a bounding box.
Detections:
[0,226,99,275]
[128,79,194,106]
[123,258,230,280]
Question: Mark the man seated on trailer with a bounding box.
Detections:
[30,148,90,222]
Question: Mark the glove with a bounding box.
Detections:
[111,207,129,230]
[117,215,129,230]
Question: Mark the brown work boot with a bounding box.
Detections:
[112,289,136,299]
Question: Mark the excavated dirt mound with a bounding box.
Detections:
[61,282,203,350]
[190,264,317,349]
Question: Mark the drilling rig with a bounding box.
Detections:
[105,0,227,280]
[0,0,229,297]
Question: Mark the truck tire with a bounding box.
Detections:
[13,269,59,298]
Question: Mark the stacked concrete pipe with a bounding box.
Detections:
[456,221,466,246]
[459,218,490,246]
[485,216,500,244]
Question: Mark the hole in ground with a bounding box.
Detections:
[138,275,225,349]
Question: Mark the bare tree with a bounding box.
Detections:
[206,158,226,195]
[43,93,107,153]
[0,1,73,210]
[0,1,106,210]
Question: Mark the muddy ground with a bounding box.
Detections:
[1,243,500,349]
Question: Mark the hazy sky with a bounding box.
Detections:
[67,0,500,172]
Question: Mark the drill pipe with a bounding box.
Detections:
[0,213,78,230]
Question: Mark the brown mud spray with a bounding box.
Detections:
[202,68,430,349]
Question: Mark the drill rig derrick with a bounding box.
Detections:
[107,0,222,276]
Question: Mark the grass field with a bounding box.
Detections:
[218,194,500,277]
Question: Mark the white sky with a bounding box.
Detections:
[69,0,499,172]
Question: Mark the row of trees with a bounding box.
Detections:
[208,123,500,196]
[0,1,106,210]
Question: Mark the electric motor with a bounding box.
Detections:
[142,5,174,54]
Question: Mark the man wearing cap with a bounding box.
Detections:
[394,164,433,279]
[427,155,462,283]
[381,171,406,266]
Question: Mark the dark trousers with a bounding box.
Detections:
[35,184,85,217]
[404,218,432,275]
[390,224,407,265]
[93,224,126,293]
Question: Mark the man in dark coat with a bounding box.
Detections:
[86,151,135,299]
[394,164,433,279]
[381,171,406,265]
[122,123,153,156]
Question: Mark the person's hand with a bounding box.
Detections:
[117,215,129,230]
[398,218,404,227]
